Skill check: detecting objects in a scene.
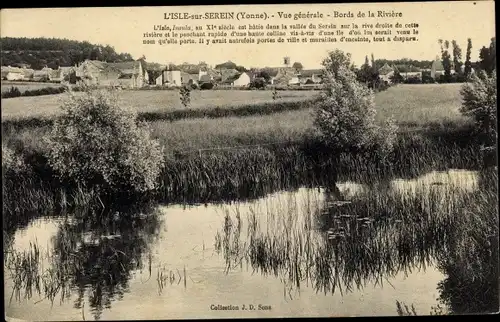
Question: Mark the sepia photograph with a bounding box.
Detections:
[1,1,498,320]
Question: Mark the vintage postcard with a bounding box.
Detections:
[2,1,498,320]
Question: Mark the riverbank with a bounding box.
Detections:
[2,83,487,219]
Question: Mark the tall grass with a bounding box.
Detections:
[2,127,485,219]
[215,168,498,314]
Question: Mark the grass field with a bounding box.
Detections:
[0,89,318,120]
[2,84,471,156]
[374,83,468,127]
[1,81,64,94]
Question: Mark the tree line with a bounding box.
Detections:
[1,37,134,70]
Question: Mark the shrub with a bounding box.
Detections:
[44,89,164,194]
[2,144,28,175]
[1,86,22,98]
[200,82,214,90]
[460,70,497,146]
[249,77,266,89]
[179,85,191,108]
[313,50,398,158]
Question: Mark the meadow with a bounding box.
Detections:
[0,89,318,120]
[2,83,486,218]
[1,81,64,94]
[2,84,469,154]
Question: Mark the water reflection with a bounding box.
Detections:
[4,169,498,319]
[216,168,498,315]
[5,206,163,321]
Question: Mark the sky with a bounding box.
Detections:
[1,1,496,69]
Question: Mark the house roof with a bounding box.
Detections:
[33,70,49,76]
[107,61,140,71]
[1,66,24,73]
[221,68,239,81]
[199,74,212,83]
[223,73,243,84]
[378,63,394,75]
[432,59,444,71]
[299,69,323,77]
[181,72,199,82]
[49,70,63,79]
[118,73,134,79]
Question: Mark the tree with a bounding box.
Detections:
[451,40,463,74]
[478,37,496,76]
[257,70,272,83]
[464,38,473,78]
[292,62,304,71]
[390,69,404,84]
[314,49,398,159]
[460,70,497,146]
[45,89,164,194]
[439,39,452,82]
[179,85,191,107]
[357,56,372,85]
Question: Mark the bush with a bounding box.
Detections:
[249,77,266,89]
[200,82,214,90]
[179,85,191,108]
[313,50,398,159]
[1,86,22,98]
[44,89,164,194]
[2,144,28,175]
[460,70,497,146]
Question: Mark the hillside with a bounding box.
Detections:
[1,37,135,70]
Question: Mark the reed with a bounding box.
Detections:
[215,168,498,313]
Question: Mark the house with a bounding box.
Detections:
[181,72,199,86]
[1,66,25,81]
[199,74,212,84]
[298,69,323,85]
[21,68,35,80]
[378,63,395,83]
[272,67,298,86]
[224,72,252,87]
[76,59,149,88]
[288,76,300,85]
[220,68,240,83]
[157,70,182,86]
[401,71,422,79]
[49,69,64,82]
[33,69,52,82]
[430,57,458,79]
[430,58,444,79]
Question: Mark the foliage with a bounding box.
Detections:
[179,85,191,108]
[272,87,280,100]
[421,71,435,84]
[459,70,497,146]
[451,40,463,74]
[390,70,404,84]
[44,89,164,193]
[2,144,28,175]
[200,82,215,90]
[249,77,266,89]
[314,50,398,158]
[292,62,303,71]
[464,38,473,78]
[478,37,496,76]
[2,86,67,99]
[1,37,134,69]
[439,39,453,82]
[1,86,22,98]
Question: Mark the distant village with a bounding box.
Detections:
[1,55,472,89]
